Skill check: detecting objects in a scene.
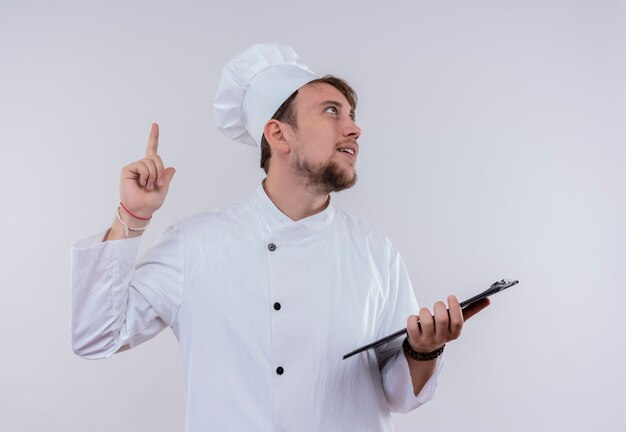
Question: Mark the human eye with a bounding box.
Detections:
[324,106,338,114]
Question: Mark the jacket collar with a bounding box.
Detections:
[251,182,335,237]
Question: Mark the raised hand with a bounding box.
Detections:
[119,123,176,219]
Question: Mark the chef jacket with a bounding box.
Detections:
[71,184,443,432]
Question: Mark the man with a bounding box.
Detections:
[71,43,489,431]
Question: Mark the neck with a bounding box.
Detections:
[263,173,329,221]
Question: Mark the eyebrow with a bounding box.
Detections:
[319,100,356,117]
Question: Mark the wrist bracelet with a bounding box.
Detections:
[116,207,150,237]
[120,202,152,220]
[402,337,445,361]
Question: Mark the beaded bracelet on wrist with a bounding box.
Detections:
[116,207,150,237]
[402,337,445,361]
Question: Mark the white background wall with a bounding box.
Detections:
[1,0,624,430]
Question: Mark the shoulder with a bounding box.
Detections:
[332,206,397,256]
[171,198,256,239]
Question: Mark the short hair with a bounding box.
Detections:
[259,75,358,174]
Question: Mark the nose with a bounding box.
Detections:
[343,118,362,140]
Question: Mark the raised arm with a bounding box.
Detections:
[71,123,183,359]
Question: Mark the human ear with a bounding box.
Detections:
[264,120,290,155]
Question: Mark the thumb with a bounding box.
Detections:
[164,167,176,185]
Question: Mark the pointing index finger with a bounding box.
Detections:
[146,123,159,157]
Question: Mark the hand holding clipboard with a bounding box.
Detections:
[343,279,519,360]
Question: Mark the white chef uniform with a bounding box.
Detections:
[71,183,443,432]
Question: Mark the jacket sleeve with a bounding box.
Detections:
[375,245,444,414]
[70,224,184,359]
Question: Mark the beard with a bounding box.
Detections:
[291,151,357,195]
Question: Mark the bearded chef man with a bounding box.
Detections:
[71,42,489,432]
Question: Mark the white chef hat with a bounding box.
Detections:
[213,42,319,147]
